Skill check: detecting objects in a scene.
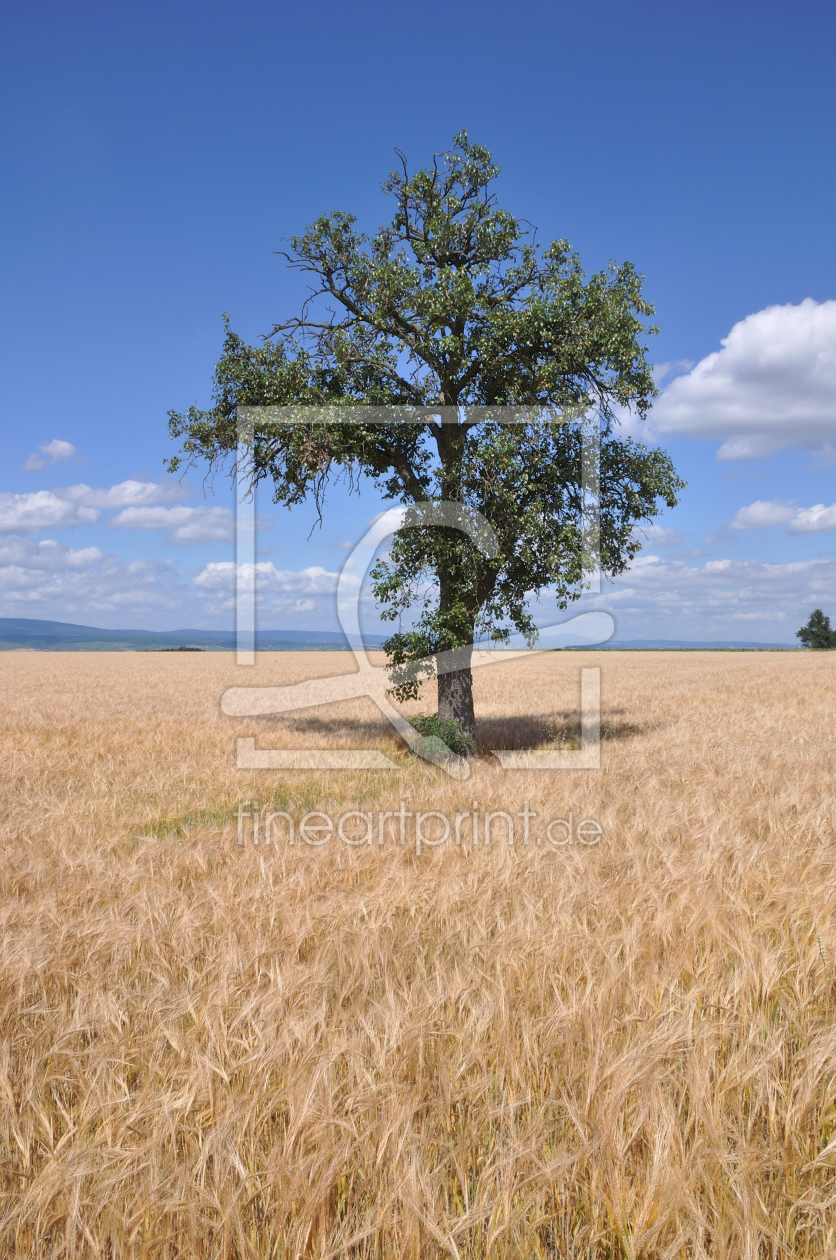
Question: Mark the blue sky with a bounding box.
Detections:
[2,0,836,642]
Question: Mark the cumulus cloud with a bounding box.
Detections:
[0,536,187,620]
[0,481,191,533]
[652,299,836,459]
[731,499,836,532]
[110,505,235,544]
[187,553,836,641]
[59,480,185,508]
[190,561,362,620]
[0,536,103,571]
[2,534,829,642]
[0,491,99,532]
[0,545,361,630]
[595,552,836,640]
[23,439,77,470]
[729,501,797,529]
[193,561,353,597]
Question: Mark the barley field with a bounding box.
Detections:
[2,648,836,1258]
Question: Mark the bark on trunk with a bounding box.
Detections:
[437,643,476,748]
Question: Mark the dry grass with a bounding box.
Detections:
[2,648,836,1257]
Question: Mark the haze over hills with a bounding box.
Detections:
[0,618,799,652]
[596,639,797,650]
[0,618,385,652]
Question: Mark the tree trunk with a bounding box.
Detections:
[437,643,476,748]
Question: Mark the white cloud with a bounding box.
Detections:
[0,491,99,532]
[110,504,235,544]
[730,500,797,529]
[791,505,836,532]
[59,480,185,508]
[0,537,103,572]
[193,561,354,596]
[652,299,836,459]
[732,499,836,532]
[0,481,192,533]
[1,538,829,643]
[0,537,187,620]
[23,439,77,471]
[595,553,836,640]
[190,561,362,620]
[0,544,357,630]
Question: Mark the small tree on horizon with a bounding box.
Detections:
[167,133,684,747]
[796,609,836,649]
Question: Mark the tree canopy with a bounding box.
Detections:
[167,132,684,743]
[796,609,836,649]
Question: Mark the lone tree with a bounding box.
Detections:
[167,133,683,747]
[797,609,836,649]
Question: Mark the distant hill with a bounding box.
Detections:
[0,617,386,652]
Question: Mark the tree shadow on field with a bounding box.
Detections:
[259,708,653,754]
[259,712,396,745]
[476,710,651,753]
